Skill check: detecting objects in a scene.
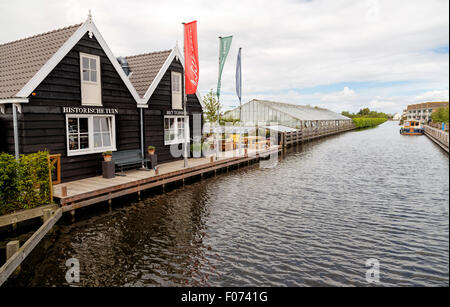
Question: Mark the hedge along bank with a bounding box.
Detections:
[0,151,52,216]
[352,118,387,129]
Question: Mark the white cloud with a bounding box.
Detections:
[0,0,448,114]
[370,97,396,109]
[322,87,357,102]
[414,90,449,102]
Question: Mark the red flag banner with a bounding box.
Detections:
[184,21,199,95]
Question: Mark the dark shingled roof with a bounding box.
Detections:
[0,23,82,99]
[125,50,172,98]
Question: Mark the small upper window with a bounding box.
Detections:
[172,72,181,93]
[171,71,182,110]
[81,55,98,83]
[80,53,102,106]
[82,57,98,82]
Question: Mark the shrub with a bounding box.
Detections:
[0,153,20,214]
[0,151,51,216]
[352,118,387,128]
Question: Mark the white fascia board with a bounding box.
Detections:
[142,46,204,109]
[0,98,29,104]
[142,48,177,101]
[89,21,144,104]
[15,20,145,105]
[15,22,89,99]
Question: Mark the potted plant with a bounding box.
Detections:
[102,151,112,162]
[147,145,155,155]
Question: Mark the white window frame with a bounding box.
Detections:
[80,52,102,106]
[171,71,183,110]
[66,114,116,156]
[164,115,189,145]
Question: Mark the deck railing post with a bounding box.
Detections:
[43,209,52,223]
[61,185,67,198]
[6,241,20,275]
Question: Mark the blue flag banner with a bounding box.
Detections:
[236,47,242,103]
[217,36,233,100]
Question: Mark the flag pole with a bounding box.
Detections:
[182,22,188,168]
[238,47,243,156]
[215,36,222,161]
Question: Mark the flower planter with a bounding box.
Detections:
[103,155,112,162]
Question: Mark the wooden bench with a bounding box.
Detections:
[112,149,149,174]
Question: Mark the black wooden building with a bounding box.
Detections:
[125,48,204,163]
[0,16,203,183]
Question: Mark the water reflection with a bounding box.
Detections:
[4,121,449,287]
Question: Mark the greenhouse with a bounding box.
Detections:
[226,99,352,129]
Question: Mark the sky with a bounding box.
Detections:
[1,0,448,114]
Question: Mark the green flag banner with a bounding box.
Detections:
[216,36,233,100]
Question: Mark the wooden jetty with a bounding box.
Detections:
[0,204,60,230]
[0,146,279,286]
[0,123,357,286]
[424,125,449,154]
[52,122,356,213]
[53,146,281,212]
[280,122,355,148]
[0,208,62,286]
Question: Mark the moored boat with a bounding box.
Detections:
[400,120,424,135]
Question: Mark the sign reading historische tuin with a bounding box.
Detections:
[62,107,119,114]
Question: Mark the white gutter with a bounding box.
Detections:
[0,98,29,104]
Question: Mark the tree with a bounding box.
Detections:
[431,106,449,124]
[341,108,389,119]
[203,89,222,123]
[341,111,354,118]
[357,108,371,116]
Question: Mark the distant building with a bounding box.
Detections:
[225,99,351,129]
[393,113,402,121]
[404,102,449,123]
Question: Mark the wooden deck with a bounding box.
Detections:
[281,124,355,147]
[424,125,449,154]
[0,204,59,229]
[52,124,357,213]
[53,146,281,212]
[0,208,62,286]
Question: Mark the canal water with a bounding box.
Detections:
[5,121,449,286]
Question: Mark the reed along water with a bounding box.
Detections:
[4,121,449,286]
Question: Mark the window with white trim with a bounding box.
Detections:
[66,115,116,156]
[80,53,102,106]
[68,118,89,151]
[171,71,182,110]
[164,116,189,145]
